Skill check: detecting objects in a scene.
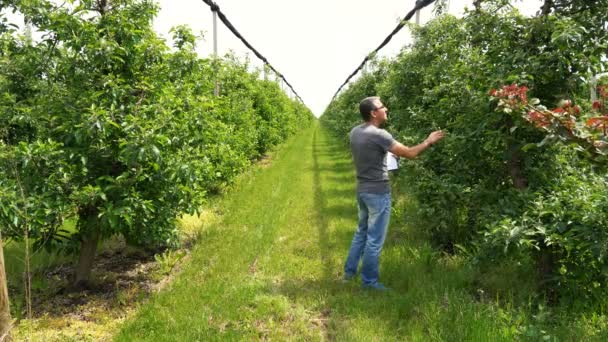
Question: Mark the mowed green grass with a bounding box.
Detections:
[116,122,608,341]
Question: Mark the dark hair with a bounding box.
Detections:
[359,96,379,121]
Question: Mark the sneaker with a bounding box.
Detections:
[341,273,355,283]
[362,282,390,291]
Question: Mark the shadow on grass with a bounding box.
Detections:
[309,127,403,336]
[312,129,335,282]
[323,188,356,199]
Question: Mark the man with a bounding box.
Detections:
[343,96,444,290]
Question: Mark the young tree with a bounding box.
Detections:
[1,0,209,288]
[1,0,313,289]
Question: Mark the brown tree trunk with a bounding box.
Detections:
[508,146,528,190]
[504,116,528,190]
[535,245,558,304]
[473,0,483,12]
[0,237,11,341]
[96,0,108,15]
[72,206,101,289]
[541,0,553,15]
[73,226,100,289]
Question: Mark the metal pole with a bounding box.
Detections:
[213,10,220,96]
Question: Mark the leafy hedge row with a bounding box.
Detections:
[322,1,608,303]
[0,0,313,285]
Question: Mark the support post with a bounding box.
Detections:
[213,10,220,97]
[263,64,268,81]
[0,233,11,342]
[591,75,597,102]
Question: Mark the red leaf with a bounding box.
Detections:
[592,101,602,110]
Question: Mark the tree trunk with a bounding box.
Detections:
[96,0,108,15]
[541,0,553,16]
[473,0,483,12]
[0,238,11,341]
[73,226,100,289]
[508,146,528,190]
[535,245,558,304]
[72,207,101,289]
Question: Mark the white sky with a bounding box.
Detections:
[153,0,543,116]
[3,0,544,116]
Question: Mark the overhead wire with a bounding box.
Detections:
[200,0,306,105]
[331,0,436,101]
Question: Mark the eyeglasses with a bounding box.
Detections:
[374,105,386,111]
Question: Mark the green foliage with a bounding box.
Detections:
[322,0,608,303]
[483,153,608,302]
[154,249,186,276]
[0,0,313,282]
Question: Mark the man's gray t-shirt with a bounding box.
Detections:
[349,123,396,193]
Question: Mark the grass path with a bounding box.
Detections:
[115,122,530,341]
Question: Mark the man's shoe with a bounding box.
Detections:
[341,273,355,283]
[362,282,390,291]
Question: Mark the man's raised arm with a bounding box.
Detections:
[389,130,445,159]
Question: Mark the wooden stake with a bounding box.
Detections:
[0,234,11,342]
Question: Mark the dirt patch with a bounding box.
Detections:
[258,154,274,168]
[12,237,188,340]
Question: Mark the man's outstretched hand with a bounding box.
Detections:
[425,130,445,146]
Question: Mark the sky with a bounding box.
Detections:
[152,0,544,116]
[4,0,544,116]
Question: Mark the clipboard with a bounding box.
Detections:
[387,152,399,171]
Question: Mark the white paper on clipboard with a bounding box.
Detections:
[387,152,399,171]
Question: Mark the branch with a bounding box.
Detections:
[541,0,553,16]
[96,0,108,15]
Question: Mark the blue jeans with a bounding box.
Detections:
[344,192,391,286]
